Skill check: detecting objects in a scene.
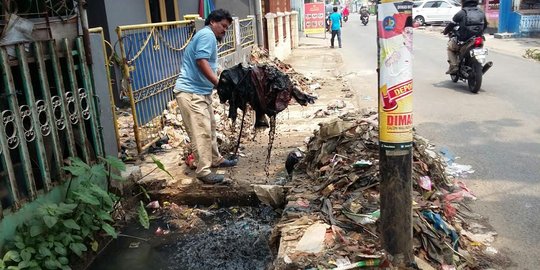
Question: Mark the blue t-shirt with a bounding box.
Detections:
[174,26,217,95]
[329,12,342,30]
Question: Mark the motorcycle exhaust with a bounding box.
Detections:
[482,61,493,74]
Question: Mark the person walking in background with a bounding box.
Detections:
[329,6,342,48]
[174,9,237,184]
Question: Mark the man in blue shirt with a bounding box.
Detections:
[329,6,342,48]
[174,9,236,184]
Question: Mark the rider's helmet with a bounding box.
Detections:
[462,0,479,7]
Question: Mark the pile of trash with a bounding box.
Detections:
[273,109,508,269]
[117,47,317,162]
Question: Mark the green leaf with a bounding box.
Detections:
[44,258,60,269]
[137,201,150,229]
[69,243,87,257]
[90,164,107,178]
[19,249,31,262]
[101,223,117,238]
[88,185,113,206]
[62,219,80,230]
[81,227,90,238]
[57,257,68,265]
[72,235,83,242]
[42,216,58,228]
[38,245,52,257]
[139,186,151,200]
[54,245,67,256]
[96,210,113,222]
[57,203,77,214]
[17,260,30,269]
[72,191,100,206]
[151,155,173,179]
[62,165,87,177]
[69,157,91,170]
[29,225,43,237]
[102,155,126,171]
[91,241,99,252]
[14,241,25,250]
[7,266,21,270]
[3,251,20,262]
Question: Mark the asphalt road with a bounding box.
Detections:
[337,13,540,269]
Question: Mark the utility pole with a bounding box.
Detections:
[376,0,415,267]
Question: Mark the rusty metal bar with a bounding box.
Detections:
[48,40,78,159]
[62,38,92,163]
[33,41,66,183]
[0,47,37,201]
[75,37,105,158]
[15,44,53,192]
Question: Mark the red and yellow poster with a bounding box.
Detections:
[304,3,325,35]
[378,1,414,150]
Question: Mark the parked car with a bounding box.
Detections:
[412,0,461,25]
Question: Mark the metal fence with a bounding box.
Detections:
[117,16,256,153]
[520,15,540,33]
[116,21,196,153]
[239,17,256,48]
[218,27,236,57]
[0,37,104,215]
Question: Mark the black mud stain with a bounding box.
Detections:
[88,206,279,270]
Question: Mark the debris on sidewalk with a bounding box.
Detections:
[271,108,508,269]
[117,47,321,170]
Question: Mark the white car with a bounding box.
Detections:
[413,0,461,25]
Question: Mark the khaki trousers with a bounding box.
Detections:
[176,92,223,177]
[447,37,459,67]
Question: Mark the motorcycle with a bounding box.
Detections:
[445,26,493,93]
[360,10,369,25]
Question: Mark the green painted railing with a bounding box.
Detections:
[0,37,104,218]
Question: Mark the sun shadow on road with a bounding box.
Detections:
[431,80,486,95]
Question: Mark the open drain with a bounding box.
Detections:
[88,205,279,270]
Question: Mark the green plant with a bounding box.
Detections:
[0,156,125,270]
[524,48,540,61]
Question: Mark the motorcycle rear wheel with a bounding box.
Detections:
[467,60,483,93]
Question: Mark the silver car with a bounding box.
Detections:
[413,0,462,25]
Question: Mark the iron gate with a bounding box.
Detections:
[0,37,104,215]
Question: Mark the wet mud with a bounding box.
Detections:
[88,206,279,270]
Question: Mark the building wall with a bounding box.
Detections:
[215,0,255,18]
[104,0,148,47]
[178,0,199,18]
[87,0,110,41]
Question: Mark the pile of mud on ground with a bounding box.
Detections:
[89,203,280,270]
[272,109,512,270]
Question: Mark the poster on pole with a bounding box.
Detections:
[304,3,325,35]
[377,0,414,151]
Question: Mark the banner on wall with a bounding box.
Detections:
[304,3,326,35]
[377,0,414,150]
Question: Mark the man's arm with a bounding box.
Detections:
[452,10,465,23]
[196,58,218,87]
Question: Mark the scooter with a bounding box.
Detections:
[445,26,493,93]
[360,9,369,25]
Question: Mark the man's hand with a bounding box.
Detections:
[196,58,219,86]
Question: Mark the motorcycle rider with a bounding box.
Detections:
[360,5,369,22]
[445,0,487,74]
[342,5,350,22]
